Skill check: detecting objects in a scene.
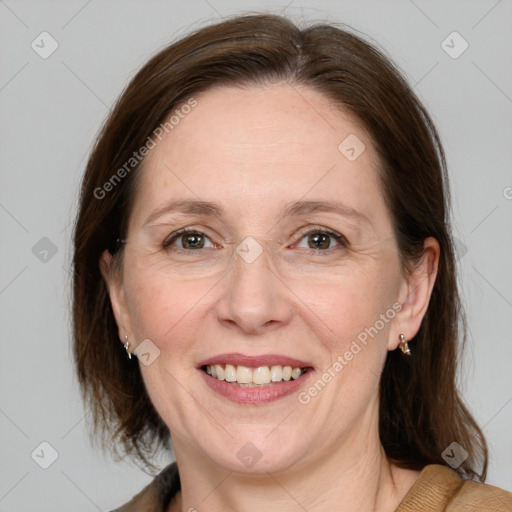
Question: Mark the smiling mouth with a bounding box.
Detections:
[202,364,310,387]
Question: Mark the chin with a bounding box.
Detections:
[200,431,310,475]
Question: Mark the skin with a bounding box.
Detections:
[101,82,439,512]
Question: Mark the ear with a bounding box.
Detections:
[99,249,134,346]
[388,237,440,351]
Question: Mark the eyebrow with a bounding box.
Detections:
[142,199,370,227]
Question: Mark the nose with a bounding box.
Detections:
[215,239,293,335]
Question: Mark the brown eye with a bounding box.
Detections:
[295,227,348,252]
[162,229,214,250]
[182,233,204,249]
[307,232,331,250]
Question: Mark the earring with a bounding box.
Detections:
[124,336,132,359]
[399,334,411,356]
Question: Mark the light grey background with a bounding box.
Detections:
[1,0,511,510]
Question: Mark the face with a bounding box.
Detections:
[104,83,421,474]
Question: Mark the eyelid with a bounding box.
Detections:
[293,225,349,249]
[162,227,219,249]
[162,225,349,251]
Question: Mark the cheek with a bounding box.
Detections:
[123,244,400,362]
[290,261,399,344]
[123,260,215,346]
[288,262,399,408]
[123,267,219,435]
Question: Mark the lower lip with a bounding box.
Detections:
[199,368,313,405]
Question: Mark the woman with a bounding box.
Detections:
[72,13,512,512]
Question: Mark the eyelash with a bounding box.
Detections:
[162,226,349,254]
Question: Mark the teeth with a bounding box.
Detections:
[236,365,252,384]
[291,367,302,379]
[270,365,282,382]
[204,364,306,385]
[225,364,237,382]
[253,366,271,384]
[215,364,225,380]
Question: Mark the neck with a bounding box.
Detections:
[170,416,418,512]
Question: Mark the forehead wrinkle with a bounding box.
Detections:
[142,198,371,230]
[278,200,370,226]
[142,199,226,227]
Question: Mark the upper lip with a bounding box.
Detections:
[197,352,313,369]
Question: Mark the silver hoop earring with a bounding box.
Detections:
[124,336,132,359]
[399,334,411,356]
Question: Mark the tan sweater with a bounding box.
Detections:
[111,462,512,511]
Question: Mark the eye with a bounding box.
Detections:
[162,228,216,251]
[294,227,348,252]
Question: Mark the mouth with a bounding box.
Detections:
[197,353,314,404]
[201,363,310,387]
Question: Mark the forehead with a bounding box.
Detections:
[130,83,390,233]
[157,82,367,163]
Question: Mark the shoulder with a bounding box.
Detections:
[451,478,512,511]
[396,464,512,512]
[109,461,180,512]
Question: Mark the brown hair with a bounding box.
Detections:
[72,13,488,478]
